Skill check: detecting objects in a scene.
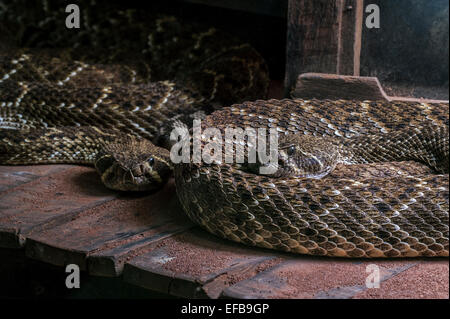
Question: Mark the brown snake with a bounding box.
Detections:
[0,1,449,258]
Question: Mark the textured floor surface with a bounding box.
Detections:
[0,81,448,299]
[0,164,448,299]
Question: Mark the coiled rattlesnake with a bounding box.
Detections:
[0,1,448,258]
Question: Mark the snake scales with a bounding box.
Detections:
[1,1,449,258]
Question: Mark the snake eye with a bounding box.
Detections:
[148,157,155,166]
[287,146,296,156]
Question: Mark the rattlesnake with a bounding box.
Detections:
[1,1,449,258]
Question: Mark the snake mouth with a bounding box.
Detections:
[120,166,165,191]
[97,162,162,192]
[122,176,160,191]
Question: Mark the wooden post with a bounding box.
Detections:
[337,0,364,75]
[285,0,364,97]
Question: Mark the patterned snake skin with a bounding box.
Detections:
[1,1,449,258]
[175,101,448,257]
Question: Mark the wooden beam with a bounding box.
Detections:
[122,228,281,298]
[0,166,117,249]
[353,0,364,75]
[291,72,389,100]
[285,0,364,97]
[284,0,340,96]
[291,73,450,103]
[222,260,420,299]
[337,0,364,75]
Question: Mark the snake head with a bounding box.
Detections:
[94,136,172,191]
[272,134,341,179]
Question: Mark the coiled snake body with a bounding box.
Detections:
[1,1,448,258]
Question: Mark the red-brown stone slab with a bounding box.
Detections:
[123,228,285,298]
[353,260,449,299]
[0,165,72,192]
[222,258,449,299]
[24,179,193,275]
[0,166,116,248]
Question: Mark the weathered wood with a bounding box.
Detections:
[24,179,193,275]
[337,0,364,75]
[202,256,283,299]
[123,228,283,298]
[284,0,364,96]
[0,166,117,248]
[222,259,421,299]
[87,224,190,277]
[291,72,389,100]
[285,0,340,96]
[291,73,450,103]
[0,165,71,192]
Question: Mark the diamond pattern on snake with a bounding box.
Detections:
[0,0,448,257]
